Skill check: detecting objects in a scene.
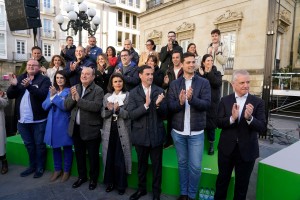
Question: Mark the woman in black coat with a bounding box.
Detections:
[196,54,222,155]
[146,55,164,88]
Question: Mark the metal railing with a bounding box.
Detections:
[224,57,234,70]
[40,29,56,39]
[12,52,31,61]
[147,0,164,9]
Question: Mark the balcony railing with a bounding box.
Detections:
[40,29,56,39]
[147,0,164,9]
[40,5,56,15]
[224,57,234,70]
[12,52,31,62]
[12,30,31,36]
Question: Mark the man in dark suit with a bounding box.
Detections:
[64,67,103,190]
[215,70,266,200]
[128,65,167,200]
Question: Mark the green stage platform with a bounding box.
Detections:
[6,129,234,199]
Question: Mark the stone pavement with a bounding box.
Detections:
[0,115,298,200]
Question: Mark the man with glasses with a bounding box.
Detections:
[7,59,51,178]
[117,39,139,65]
[115,49,140,91]
[160,31,183,74]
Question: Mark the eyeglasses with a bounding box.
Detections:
[145,44,152,46]
[121,55,129,57]
[27,64,39,67]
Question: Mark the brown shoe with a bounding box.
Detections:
[1,159,8,174]
[61,172,70,182]
[50,171,62,182]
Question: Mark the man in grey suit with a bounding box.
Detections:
[64,67,103,190]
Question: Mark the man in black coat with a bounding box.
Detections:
[128,65,167,200]
[215,70,266,200]
[159,31,183,75]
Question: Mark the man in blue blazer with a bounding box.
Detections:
[215,70,267,200]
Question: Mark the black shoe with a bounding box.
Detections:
[33,169,44,178]
[208,143,214,155]
[153,197,160,200]
[89,180,97,190]
[177,195,188,200]
[72,178,87,188]
[20,168,35,177]
[1,159,8,174]
[106,184,114,192]
[129,190,147,200]
[118,189,125,195]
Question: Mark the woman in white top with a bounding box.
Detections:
[187,43,201,70]
[46,55,65,84]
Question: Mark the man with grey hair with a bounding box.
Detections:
[215,70,266,200]
[117,39,139,65]
[65,67,103,190]
[64,46,95,86]
[7,58,51,178]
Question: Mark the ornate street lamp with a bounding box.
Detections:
[55,0,101,46]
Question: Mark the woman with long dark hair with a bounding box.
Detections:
[187,43,201,70]
[106,46,118,68]
[42,70,73,182]
[101,73,131,195]
[196,54,222,155]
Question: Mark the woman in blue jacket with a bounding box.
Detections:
[42,70,73,182]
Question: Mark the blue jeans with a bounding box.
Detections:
[171,130,204,199]
[17,121,47,171]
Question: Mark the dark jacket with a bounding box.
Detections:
[18,56,49,75]
[64,57,95,86]
[60,45,76,63]
[115,62,140,91]
[217,93,266,161]
[94,66,115,94]
[162,66,183,90]
[168,75,211,132]
[153,66,164,88]
[117,47,139,65]
[159,41,183,74]
[7,72,51,121]
[64,82,103,141]
[128,84,167,147]
[196,65,222,129]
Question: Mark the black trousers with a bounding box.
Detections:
[104,120,127,190]
[135,145,163,198]
[72,124,101,182]
[215,144,255,200]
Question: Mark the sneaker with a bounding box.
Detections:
[33,169,44,178]
[20,168,35,177]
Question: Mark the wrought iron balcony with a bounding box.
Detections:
[12,52,31,62]
[40,29,56,39]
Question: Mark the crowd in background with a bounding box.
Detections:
[0,29,266,200]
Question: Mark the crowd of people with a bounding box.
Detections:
[0,28,267,200]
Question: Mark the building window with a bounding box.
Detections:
[125,13,130,28]
[43,0,51,9]
[125,32,130,40]
[17,40,26,54]
[132,34,137,48]
[43,44,52,57]
[129,0,133,6]
[0,5,5,27]
[117,31,122,46]
[221,32,236,69]
[68,29,75,36]
[0,33,5,55]
[180,39,190,53]
[118,11,123,26]
[221,80,233,97]
[132,15,137,29]
[136,0,140,8]
[43,18,52,37]
[121,0,126,4]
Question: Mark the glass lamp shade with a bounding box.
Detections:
[91,23,96,30]
[68,11,77,21]
[64,3,74,12]
[92,16,100,25]
[87,8,96,17]
[78,3,87,12]
[55,14,64,24]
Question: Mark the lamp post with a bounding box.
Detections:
[55,0,101,46]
